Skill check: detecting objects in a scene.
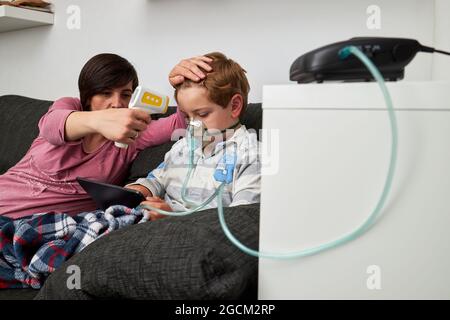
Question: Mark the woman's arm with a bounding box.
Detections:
[39,97,151,146]
[64,108,151,144]
[38,97,84,146]
[40,56,213,146]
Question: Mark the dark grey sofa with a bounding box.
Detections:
[0,95,262,300]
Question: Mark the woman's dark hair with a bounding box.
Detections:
[78,53,139,110]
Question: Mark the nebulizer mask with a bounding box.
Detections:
[137,46,399,260]
[181,117,239,207]
[136,117,236,215]
[187,117,241,146]
[186,118,208,153]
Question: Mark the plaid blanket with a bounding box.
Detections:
[0,205,150,289]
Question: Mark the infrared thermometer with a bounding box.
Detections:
[115,86,170,148]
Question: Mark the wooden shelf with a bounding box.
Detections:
[0,5,53,33]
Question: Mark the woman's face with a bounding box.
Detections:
[89,82,133,111]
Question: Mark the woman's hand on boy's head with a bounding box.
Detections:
[141,196,172,221]
[169,56,213,87]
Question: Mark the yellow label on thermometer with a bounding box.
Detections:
[141,92,163,108]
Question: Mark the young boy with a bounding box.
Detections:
[125,52,260,220]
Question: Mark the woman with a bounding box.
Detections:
[0,53,212,220]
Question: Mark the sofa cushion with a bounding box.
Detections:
[0,95,52,175]
[34,203,260,300]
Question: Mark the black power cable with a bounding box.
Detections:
[421,45,450,56]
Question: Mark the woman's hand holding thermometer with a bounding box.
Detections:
[115,86,170,148]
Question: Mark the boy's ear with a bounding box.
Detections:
[230,94,243,119]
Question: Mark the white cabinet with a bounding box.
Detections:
[259,82,450,299]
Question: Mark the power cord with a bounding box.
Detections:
[420,45,450,56]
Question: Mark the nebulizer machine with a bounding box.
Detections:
[136,40,450,260]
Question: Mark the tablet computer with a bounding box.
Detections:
[77,177,145,210]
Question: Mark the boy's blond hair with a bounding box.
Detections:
[174,52,250,118]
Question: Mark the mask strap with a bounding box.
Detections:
[221,120,241,133]
[204,120,241,136]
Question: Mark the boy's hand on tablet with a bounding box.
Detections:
[124,184,151,198]
[142,196,172,221]
[169,55,213,87]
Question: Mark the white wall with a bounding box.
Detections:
[432,0,450,81]
[0,0,435,103]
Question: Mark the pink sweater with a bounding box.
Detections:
[0,97,186,220]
